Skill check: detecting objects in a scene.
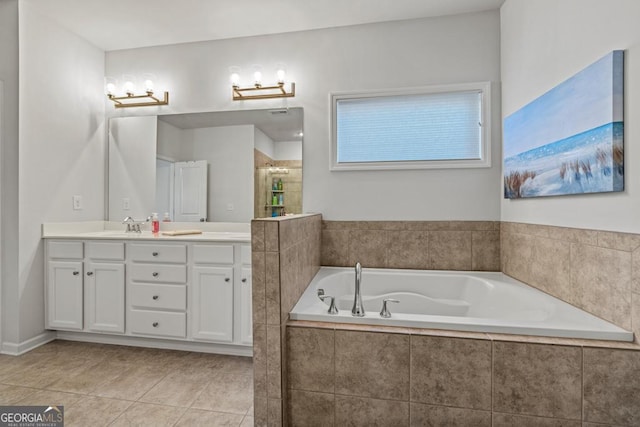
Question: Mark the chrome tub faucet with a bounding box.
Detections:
[351,262,365,317]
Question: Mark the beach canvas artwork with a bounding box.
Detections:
[503,50,624,199]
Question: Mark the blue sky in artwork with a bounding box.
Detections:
[504,51,623,159]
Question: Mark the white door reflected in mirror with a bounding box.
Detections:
[173,160,207,222]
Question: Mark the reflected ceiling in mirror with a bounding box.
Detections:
[158,108,303,142]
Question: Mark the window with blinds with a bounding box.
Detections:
[330,83,491,170]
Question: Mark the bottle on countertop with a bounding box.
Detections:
[151,213,159,233]
[163,212,171,222]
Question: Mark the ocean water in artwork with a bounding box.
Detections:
[503,122,623,198]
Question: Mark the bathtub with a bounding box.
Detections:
[289,267,634,342]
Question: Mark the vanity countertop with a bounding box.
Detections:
[42,221,251,243]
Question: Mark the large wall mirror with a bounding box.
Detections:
[108,108,303,223]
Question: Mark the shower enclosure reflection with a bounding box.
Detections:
[254,150,302,218]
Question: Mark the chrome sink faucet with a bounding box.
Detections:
[122,216,141,233]
[351,262,365,317]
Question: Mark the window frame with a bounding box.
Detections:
[330,82,492,171]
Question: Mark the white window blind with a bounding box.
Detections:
[331,83,491,170]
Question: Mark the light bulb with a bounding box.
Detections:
[106,83,116,95]
[123,81,135,95]
[276,69,286,84]
[253,70,262,86]
[230,73,240,87]
[144,79,154,93]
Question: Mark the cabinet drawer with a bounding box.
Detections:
[130,283,186,311]
[48,241,83,259]
[128,309,186,338]
[129,264,187,284]
[193,244,234,264]
[87,242,124,260]
[128,244,186,263]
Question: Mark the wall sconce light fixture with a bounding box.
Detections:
[230,66,295,101]
[105,76,169,108]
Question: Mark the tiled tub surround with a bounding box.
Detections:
[501,222,640,340]
[287,322,640,426]
[251,214,322,426]
[321,220,501,271]
[253,219,640,425]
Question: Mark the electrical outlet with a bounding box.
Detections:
[72,195,83,210]
[227,203,234,211]
[123,198,130,210]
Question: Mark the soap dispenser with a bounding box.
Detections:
[151,213,159,233]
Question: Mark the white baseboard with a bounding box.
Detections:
[55,331,253,357]
[1,331,57,355]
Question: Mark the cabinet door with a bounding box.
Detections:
[47,261,83,330]
[85,262,125,333]
[191,266,233,342]
[239,267,253,345]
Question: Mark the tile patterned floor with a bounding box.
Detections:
[0,340,254,426]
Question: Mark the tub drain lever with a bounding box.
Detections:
[319,295,339,314]
[380,299,399,318]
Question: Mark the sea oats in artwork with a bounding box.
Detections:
[503,50,624,199]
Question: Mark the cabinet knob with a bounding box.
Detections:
[152,295,159,300]
[152,322,159,327]
[86,272,94,276]
[241,278,247,283]
[73,271,80,276]
[225,277,231,282]
[152,252,159,257]
[152,272,159,277]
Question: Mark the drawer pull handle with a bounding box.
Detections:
[87,272,94,276]
[152,272,159,277]
[225,277,231,282]
[241,278,247,283]
[152,252,159,257]
[152,295,159,300]
[73,271,80,276]
[152,322,159,327]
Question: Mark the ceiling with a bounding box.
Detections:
[26,0,505,51]
[158,108,304,143]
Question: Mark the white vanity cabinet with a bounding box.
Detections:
[46,241,84,330]
[45,241,125,333]
[84,242,125,333]
[238,245,253,345]
[44,234,252,354]
[190,244,252,346]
